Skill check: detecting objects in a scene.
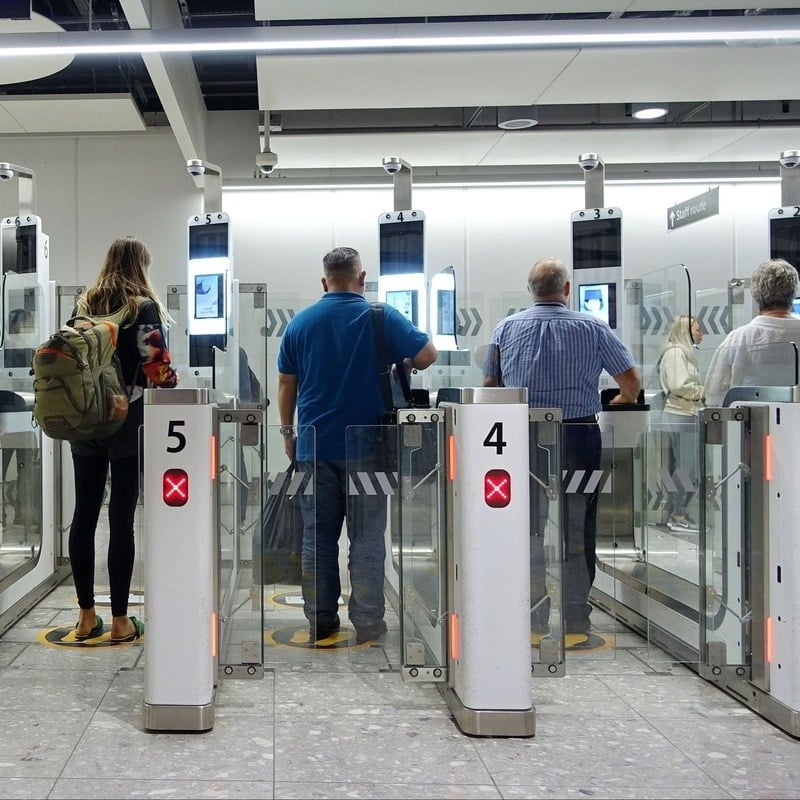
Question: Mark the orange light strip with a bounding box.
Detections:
[764,434,773,481]
[765,616,774,664]
[449,612,460,661]
[211,611,218,658]
[447,435,456,481]
[210,435,217,480]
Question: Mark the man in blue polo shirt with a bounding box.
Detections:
[277,246,437,644]
[483,256,640,635]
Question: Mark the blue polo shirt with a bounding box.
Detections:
[483,302,636,418]
[278,292,430,461]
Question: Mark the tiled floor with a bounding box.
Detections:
[0,575,798,800]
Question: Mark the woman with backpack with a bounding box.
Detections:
[71,236,178,642]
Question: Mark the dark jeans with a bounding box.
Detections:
[298,459,387,629]
[69,452,140,618]
[530,422,601,631]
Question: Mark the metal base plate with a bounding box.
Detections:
[143,700,214,733]
[445,688,535,738]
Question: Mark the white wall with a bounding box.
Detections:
[0,131,786,419]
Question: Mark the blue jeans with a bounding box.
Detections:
[297,459,387,629]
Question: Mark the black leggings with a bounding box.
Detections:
[69,452,140,618]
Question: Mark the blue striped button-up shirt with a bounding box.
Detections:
[483,302,636,419]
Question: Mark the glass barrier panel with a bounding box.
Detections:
[572,420,617,661]
[396,417,446,676]
[260,425,320,664]
[643,416,702,664]
[0,272,43,586]
[216,410,265,673]
[528,412,564,674]
[702,408,750,671]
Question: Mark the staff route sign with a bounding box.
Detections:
[667,187,719,231]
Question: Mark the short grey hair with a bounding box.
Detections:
[527,257,569,299]
[751,258,798,311]
[323,246,361,280]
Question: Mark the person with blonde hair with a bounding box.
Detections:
[657,314,705,531]
[70,236,178,643]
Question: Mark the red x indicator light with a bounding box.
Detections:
[484,469,511,508]
[163,468,189,507]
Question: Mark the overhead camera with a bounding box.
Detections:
[382,156,403,175]
[578,153,601,172]
[256,150,278,176]
[0,164,15,181]
[186,159,206,177]
[779,150,800,169]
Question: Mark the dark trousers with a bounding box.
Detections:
[530,421,601,631]
[69,452,139,618]
[298,459,387,629]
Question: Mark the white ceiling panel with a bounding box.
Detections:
[0,106,26,135]
[539,45,800,105]
[0,95,146,134]
[254,1,791,20]
[709,127,800,162]
[257,50,578,110]
[483,127,764,167]
[269,125,798,171]
[0,12,72,84]
[272,130,504,169]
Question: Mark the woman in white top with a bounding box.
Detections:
[658,314,705,531]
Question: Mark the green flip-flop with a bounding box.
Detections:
[111,615,144,643]
[75,615,104,641]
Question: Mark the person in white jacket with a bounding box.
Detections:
[704,259,800,407]
[658,314,705,531]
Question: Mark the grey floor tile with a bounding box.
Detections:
[0,668,114,712]
[598,673,755,718]
[531,673,639,718]
[62,710,275,782]
[499,787,733,799]
[0,778,56,799]
[650,716,800,795]
[275,783,502,799]
[274,669,445,712]
[275,708,489,785]
[0,641,25,667]
[49,778,275,799]
[473,715,721,790]
[0,710,94,778]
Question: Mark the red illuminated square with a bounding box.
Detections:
[484,469,511,508]
[163,468,189,507]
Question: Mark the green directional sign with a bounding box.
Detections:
[667,187,719,231]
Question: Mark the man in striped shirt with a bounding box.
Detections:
[483,256,641,635]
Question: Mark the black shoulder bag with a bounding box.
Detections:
[369,302,413,423]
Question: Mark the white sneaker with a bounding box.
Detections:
[668,516,698,533]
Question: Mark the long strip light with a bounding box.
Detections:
[1,17,800,57]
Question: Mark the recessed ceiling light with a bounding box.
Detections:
[632,103,669,120]
[497,106,539,130]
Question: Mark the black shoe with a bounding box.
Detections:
[354,619,388,644]
[309,615,340,642]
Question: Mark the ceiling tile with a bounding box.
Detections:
[0,95,146,134]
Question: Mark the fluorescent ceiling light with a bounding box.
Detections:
[1,17,800,57]
[632,103,668,120]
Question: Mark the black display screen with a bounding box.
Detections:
[769,216,800,272]
[572,217,622,269]
[379,220,424,275]
[1,224,37,274]
[189,222,229,259]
